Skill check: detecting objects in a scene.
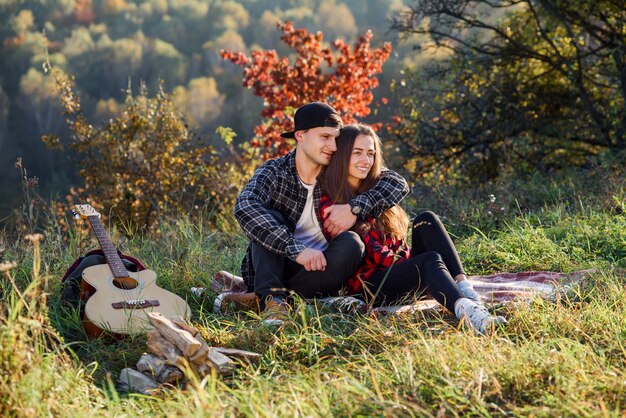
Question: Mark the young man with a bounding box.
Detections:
[226,102,409,323]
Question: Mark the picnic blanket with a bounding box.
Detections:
[207,269,594,315]
[468,270,593,303]
[370,269,594,315]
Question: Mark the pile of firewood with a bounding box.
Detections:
[118,312,261,394]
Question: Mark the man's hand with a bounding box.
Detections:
[323,204,357,237]
[295,248,327,271]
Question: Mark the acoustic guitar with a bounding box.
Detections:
[75,204,190,337]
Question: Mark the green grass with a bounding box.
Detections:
[2,180,626,416]
[458,208,626,274]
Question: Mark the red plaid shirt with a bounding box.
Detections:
[319,195,410,294]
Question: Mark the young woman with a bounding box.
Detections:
[319,124,505,334]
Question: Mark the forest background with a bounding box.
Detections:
[2,0,625,230]
[0,0,419,224]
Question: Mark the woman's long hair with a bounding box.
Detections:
[320,124,410,241]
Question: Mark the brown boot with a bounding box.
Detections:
[262,296,290,326]
[213,292,260,314]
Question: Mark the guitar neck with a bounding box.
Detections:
[86,216,129,278]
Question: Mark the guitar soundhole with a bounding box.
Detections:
[112,277,139,290]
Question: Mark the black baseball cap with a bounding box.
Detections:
[280,102,343,138]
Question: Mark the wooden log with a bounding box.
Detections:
[118,368,159,394]
[146,329,187,370]
[137,353,167,376]
[146,312,201,357]
[206,348,235,374]
[212,348,261,365]
[188,337,210,366]
[136,353,183,384]
[171,315,199,337]
[192,348,233,376]
[196,363,212,377]
[156,366,184,384]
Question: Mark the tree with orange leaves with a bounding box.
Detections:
[221,21,392,159]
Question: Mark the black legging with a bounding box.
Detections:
[411,211,465,278]
[361,211,465,312]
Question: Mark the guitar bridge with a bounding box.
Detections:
[111,299,160,309]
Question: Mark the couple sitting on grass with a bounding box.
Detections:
[215,102,506,334]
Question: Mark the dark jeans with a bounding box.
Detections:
[363,211,466,312]
[252,229,365,301]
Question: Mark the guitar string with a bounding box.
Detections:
[88,215,143,307]
[88,215,155,326]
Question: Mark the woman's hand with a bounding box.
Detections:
[322,204,357,237]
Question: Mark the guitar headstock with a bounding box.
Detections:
[74,204,101,219]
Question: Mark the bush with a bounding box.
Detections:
[44,70,242,232]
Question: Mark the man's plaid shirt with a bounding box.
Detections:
[234,150,409,289]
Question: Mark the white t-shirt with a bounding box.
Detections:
[293,180,328,252]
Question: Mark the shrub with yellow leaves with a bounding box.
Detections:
[44,71,242,232]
